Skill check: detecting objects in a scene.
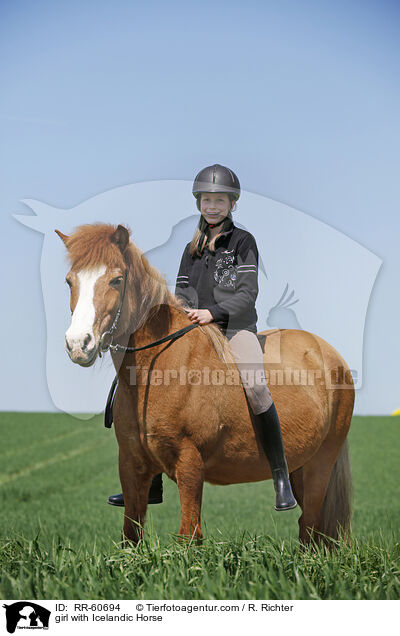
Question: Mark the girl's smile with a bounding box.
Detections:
[200,192,232,225]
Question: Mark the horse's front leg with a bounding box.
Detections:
[175,443,204,542]
[118,449,152,544]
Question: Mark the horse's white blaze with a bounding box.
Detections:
[65,265,106,350]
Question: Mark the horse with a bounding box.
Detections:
[56,223,354,546]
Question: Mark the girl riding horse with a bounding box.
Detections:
[108,164,297,512]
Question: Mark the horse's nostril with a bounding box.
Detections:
[82,333,92,351]
[65,338,72,352]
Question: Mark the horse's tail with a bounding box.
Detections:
[319,438,352,540]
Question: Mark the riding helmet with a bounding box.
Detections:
[192,164,241,210]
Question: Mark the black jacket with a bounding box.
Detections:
[174,219,258,335]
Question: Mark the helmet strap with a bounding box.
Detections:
[207,218,226,229]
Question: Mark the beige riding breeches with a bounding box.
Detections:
[226,329,273,415]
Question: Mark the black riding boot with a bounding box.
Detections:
[107,473,163,507]
[255,403,297,511]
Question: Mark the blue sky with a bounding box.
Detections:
[1,0,399,414]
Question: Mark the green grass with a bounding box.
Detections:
[0,413,399,599]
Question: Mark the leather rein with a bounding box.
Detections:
[98,271,199,356]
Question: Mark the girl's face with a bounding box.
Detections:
[200,192,232,225]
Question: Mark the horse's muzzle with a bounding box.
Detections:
[66,342,99,367]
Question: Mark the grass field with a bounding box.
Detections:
[0,413,399,599]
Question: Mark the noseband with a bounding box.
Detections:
[98,270,199,356]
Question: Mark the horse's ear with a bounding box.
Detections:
[111,225,130,253]
[55,229,70,245]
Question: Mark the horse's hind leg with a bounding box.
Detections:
[300,385,353,547]
[119,450,152,544]
[300,437,348,546]
[290,467,304,508]
[288,467,308,545]
[175,443,204,542]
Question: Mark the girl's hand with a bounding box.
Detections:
[186,309,214,325]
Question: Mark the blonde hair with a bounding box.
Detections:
[189,195,237,257]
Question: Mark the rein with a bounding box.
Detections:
[98,271,199,356]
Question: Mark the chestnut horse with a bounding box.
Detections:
[56,223,354,545]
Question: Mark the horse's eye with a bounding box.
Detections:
[110,277,123,287]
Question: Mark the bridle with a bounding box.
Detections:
[98,270,199,356]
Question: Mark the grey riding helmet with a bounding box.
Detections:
[192,164,241,210]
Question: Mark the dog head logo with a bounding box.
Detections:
[3,602,50,633]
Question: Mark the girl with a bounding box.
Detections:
[108,164,296,511]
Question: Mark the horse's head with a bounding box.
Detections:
[56,223,131,366]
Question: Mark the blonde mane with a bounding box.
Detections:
[126,242,235,366]
[66,223,234,366]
